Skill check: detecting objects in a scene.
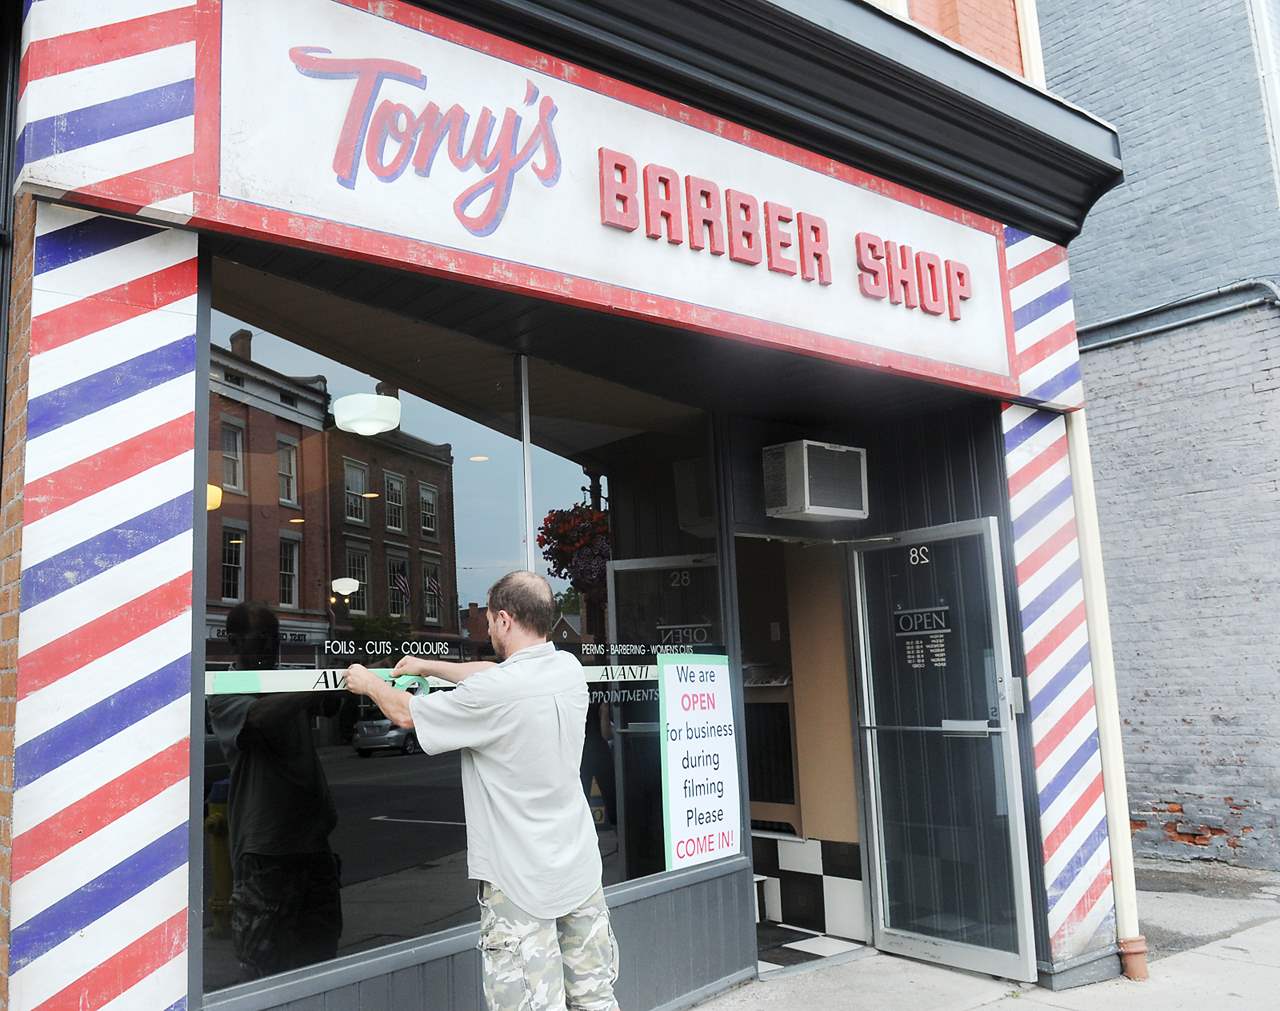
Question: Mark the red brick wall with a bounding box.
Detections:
[327,428,458,637]
[0,193,36,1009]
[910,0,1025,76]
[206,394,329,614]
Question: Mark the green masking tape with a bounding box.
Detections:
[204,668,449,695]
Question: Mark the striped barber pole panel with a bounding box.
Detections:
[1002,403,1116,964]
[8,203,198,1011]
[1004,228,1083,411]
[16,0,198,223]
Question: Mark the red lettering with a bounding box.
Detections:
[685,176,726,255]
[365,101,418,180]
[680,692,717,711]
[946,259,972,320]
[598,148,639,231]
[884,240,919,308]
[764,201,797,276]
[856,231,887,299]
[916,251,946,315]
[643,163,684,244]
[796,212,831,285]
[725,189,762,265]
[289,48,427,189]
[410,103,470,176]
[676,834,718,859]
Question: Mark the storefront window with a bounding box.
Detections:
[202,257,526,993]
[200,254,722,993]
[530,358,721,884]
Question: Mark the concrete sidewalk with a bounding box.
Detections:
[697,859,1280,1009]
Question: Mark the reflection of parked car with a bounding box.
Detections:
[353,688,423,757]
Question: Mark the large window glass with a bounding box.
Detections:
[202,261,523,994]
[201,256,720,994]
[530,359,721,884]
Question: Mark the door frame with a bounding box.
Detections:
[846,517,1037,982]
[604,552,720,879]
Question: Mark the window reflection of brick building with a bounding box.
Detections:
[206,334,330,665]
[326,387,460,645]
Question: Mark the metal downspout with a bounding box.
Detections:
[1065,409,1146,978]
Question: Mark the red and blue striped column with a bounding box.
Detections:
[8,203,198,1011]
[1002,228,1116,966]
[17,0,197,222]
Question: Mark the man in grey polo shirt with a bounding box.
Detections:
[344,570,620,1011]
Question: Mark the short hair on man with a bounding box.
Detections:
[488,571,556,637]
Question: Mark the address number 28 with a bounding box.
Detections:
[909,547,931,566]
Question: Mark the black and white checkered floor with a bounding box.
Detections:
[756,921,864,975]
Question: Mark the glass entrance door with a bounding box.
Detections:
[851,518,1036,981]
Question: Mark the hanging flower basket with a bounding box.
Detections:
[538,504,610,590]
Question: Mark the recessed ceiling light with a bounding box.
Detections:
[469,455,490,462]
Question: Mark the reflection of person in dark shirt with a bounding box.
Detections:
[207,603,342,981]
[581,697,616,827]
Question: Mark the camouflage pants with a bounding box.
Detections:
[478,882,619,1011]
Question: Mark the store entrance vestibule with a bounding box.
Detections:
[740,498,1038,979]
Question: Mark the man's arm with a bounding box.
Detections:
[345,665,414,728]
[244,691,327,733]
[393,655,496,685]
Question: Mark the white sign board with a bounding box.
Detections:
[217,0,1017,392]
[658,654,742,869]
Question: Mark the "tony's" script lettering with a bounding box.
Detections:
[289,47,561,236]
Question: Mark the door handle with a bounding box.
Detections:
[613,723,660,734]
[941,719,992,737]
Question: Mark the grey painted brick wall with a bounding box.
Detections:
[1079,304,1280,868]
[1040,0,1280,325]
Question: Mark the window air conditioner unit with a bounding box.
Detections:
[762,440,868,521]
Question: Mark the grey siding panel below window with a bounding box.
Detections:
[205,862,754,1011]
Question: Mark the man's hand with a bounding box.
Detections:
[345,663,415,728]
[344,663,383,697]
[392,655,431,680]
